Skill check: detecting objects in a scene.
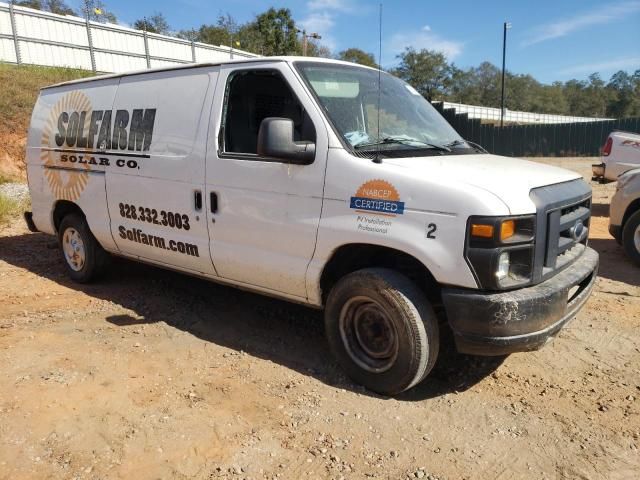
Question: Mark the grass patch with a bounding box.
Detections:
[0,192,29,225]
[0,63,93,134]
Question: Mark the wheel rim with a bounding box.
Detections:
[62,227,86,272]
[634,224,640,252]
[339,296,399,373]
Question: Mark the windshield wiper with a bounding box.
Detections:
[354,137,451,152]
[445,139,488,153]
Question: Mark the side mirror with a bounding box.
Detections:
[257,117,316,164]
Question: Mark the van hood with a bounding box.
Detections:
[383,154,582,214]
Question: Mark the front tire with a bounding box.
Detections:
[324,268,439,395]
[622,210,640,266]
[58,213,108,283]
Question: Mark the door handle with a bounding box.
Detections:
[194,190,202,210]
[210,192,218,213]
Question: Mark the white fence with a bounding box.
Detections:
[0,1,257,73]
[439,101,611,124]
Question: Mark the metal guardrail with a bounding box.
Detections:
[0,1,257,73]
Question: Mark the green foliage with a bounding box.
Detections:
[178,14,237,47]
[179,8,331,57]
[249,8,298,56]
[393,49,640,118]
[133,12,170,35]
[82,0,117,24]
[338,48,378,68]
[0,63,92,133]
[0,193,29,225]
[391,48,453,101]
[15,0,75,15]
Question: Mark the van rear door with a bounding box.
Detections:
[105,67,218,275]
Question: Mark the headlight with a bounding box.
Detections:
[465,215,536,290]
[496,252,510,281]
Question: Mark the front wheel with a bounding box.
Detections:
[58,213,108,283]
[622,210,640,266]
[324,268,439,395]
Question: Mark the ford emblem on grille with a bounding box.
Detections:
[569,220,586,241]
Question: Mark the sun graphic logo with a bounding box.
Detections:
[350,179,405,216]
[41,91,93,201]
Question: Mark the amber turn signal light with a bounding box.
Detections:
[500,220,515,240]
[471,224,494,238]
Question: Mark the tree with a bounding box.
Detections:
[306,41,332,58]
[338,48,378,68]
[177,8,331,57]
[244,8,298,56]
[15,0,75,15]
[46,0,75,15]
[82,1,117,24]
[15,1,44,10]
[606,70,639,117]
[392,48,452,100]
[133,12,170,35]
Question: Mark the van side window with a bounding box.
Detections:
[222,69,316,156]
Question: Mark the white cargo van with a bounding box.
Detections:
[25,57,599,395]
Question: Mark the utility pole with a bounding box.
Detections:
[297,29,322,56]
[500,22,511,127]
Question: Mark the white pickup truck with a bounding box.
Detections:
[609,168,640,265]
[592,130,640,182]
[24,57,599,395]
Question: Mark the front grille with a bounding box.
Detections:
[530,179,592,283]
[544,197,591,269]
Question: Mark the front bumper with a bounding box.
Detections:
[442,247,599,355]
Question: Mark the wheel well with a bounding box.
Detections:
[320,244,441,305]
[622,199,640,228]
[52,200,84,232]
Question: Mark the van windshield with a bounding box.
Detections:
[296,62,470,155]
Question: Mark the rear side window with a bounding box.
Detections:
[111,69,210,157]
[221,69,316,156]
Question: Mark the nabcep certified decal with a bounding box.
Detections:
[350,180,404,235]
[350,179,405,216]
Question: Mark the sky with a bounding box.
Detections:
[67,0,640,84]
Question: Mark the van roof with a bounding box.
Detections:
[41,56,377,90]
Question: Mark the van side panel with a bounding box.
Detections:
[26,80,119,250]
[305,149,510,305]
[104,68,217,275]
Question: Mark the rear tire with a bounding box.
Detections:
[58,214,108,283]
[324,268,439,395]
[622,210,640,266]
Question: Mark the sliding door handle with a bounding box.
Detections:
[210,192,218,213]
[194,190,202,210]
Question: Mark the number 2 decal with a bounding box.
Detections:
[426,223,437,239]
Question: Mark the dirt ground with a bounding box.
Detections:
[0,158,638,480]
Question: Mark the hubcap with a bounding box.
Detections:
[634,224,640,253]
[339,296,399,373]
[62,227,86,272]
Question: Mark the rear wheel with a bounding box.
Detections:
[622,210,640,266]
[324,268,439,395]
[58,214,108,283]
